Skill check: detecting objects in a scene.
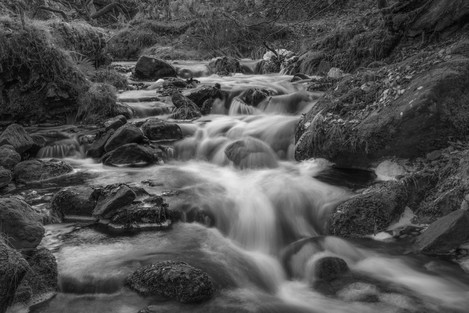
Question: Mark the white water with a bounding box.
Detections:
[22,69,469,313]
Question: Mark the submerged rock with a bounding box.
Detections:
[329,181,408,237]
[415,209,469,255]
[13,159,73,183]
[134,56,177,80]
[141,118,183,141]
[0,144,21,170]
[104,124,144,153]
[313,257,350,282]
[51,186,97,220]
[0,124,35,154]
[101,143,160,167]
[225,137,278,169]
[0,197,45,250]
[126,261,214,303]
[0,237,29,312]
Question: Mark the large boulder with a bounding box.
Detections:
[50,186,97,220]
[0,237,29,312]
[14,248,58,305]
[414,209,469,255]
[0,145,21,170]
[134,56,177,80]
[126,261,214,303]
[328,181,408,238]
[141,119,183,141]
[101,143,161,167]
[0,166,12,189]
[0,124,35,154]
[13,159,73,184]
[208,56,241,75]
[104,124,144,153]
[0,197,45,250]
[93,184,137,219]
[225,137,278,169]
[295,56,469,168]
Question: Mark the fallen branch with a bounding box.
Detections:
[33,6,69,21]
[263,41,278,58]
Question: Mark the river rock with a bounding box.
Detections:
[134,56,177,80]
[102,143,160,167]
[225,137,279,169]
[170,92,202,119]
[0,197,45,250]
[104,124,144,153]
[329,181,408,238]
[15,248,58,305]
[0,237,29,312]
[313,257,350,282]
[415,209,469,255]
[0,166,12,189]
[0,124,35,154]
[0,145,21,170]
[93,184,136,219]
[186,85,224,108]
[239,88,271,107]
[86,129,115,158]
[141,118,183,141]
[13,159,73,183]
[51,186,97,220]
[104,114,127,131]
[126,261,214,303]
[208,56,241,75]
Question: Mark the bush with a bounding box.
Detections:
[76,83,118,124]
[0,16,89,123]
[91,68,128,90]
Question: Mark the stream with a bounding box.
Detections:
[10,61,469,313]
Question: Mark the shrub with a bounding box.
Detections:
[76,83,118,124]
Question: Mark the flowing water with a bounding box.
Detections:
[13,62,469,313]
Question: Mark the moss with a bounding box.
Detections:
[0,17,89,123]
[91,68,128,90]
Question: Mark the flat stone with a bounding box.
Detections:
[93,185,137,219]
[415,209,469,255]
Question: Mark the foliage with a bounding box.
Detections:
[76,83,118,124]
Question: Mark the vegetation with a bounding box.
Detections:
[76,83,118,124]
